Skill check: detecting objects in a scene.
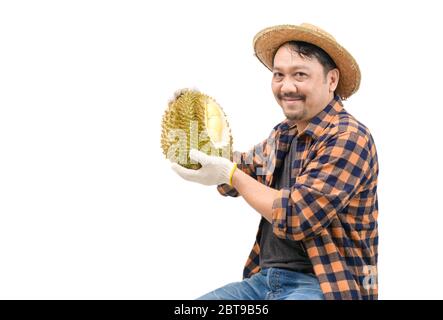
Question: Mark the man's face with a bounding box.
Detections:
[271,44,338,124]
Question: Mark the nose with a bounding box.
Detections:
[280,78,297,94]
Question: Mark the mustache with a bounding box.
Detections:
[278,93,306,100]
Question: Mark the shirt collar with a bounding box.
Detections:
[292,94,343,140]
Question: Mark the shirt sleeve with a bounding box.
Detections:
[216,138,269,197]
[271,131,372,241]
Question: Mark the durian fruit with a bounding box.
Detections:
[161,89,233,169]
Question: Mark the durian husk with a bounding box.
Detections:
[160,89,233,169]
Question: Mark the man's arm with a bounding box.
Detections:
[231,169,278,223]
[232,130,374,242]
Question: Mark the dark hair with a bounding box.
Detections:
[274,41,337,77]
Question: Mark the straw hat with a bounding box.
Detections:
[253,23,361,99]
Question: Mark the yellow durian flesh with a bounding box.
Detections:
[204,98,229,148]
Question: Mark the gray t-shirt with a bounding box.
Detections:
[259,136,314,273]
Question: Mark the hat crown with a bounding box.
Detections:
[299,23,336,42]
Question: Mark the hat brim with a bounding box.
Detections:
[253,24,361,99]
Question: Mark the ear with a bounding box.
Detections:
[328,68,340,92]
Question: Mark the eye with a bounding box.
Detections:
[293,72,307,78]
[273,72,284,80]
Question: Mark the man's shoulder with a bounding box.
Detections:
[330,108,374,143]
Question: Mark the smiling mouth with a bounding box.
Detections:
[282,98,303,102]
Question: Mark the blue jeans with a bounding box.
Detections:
[197,268,324,300]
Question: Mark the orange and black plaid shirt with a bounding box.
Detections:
[218,95,379,300]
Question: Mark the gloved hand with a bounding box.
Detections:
[171,149,237,186]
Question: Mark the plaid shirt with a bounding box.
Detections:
[217,95,379,300]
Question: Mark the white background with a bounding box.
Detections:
[0,0,442,299]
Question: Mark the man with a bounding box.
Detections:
[171,23,379,300]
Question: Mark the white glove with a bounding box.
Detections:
[171,149,237,186]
